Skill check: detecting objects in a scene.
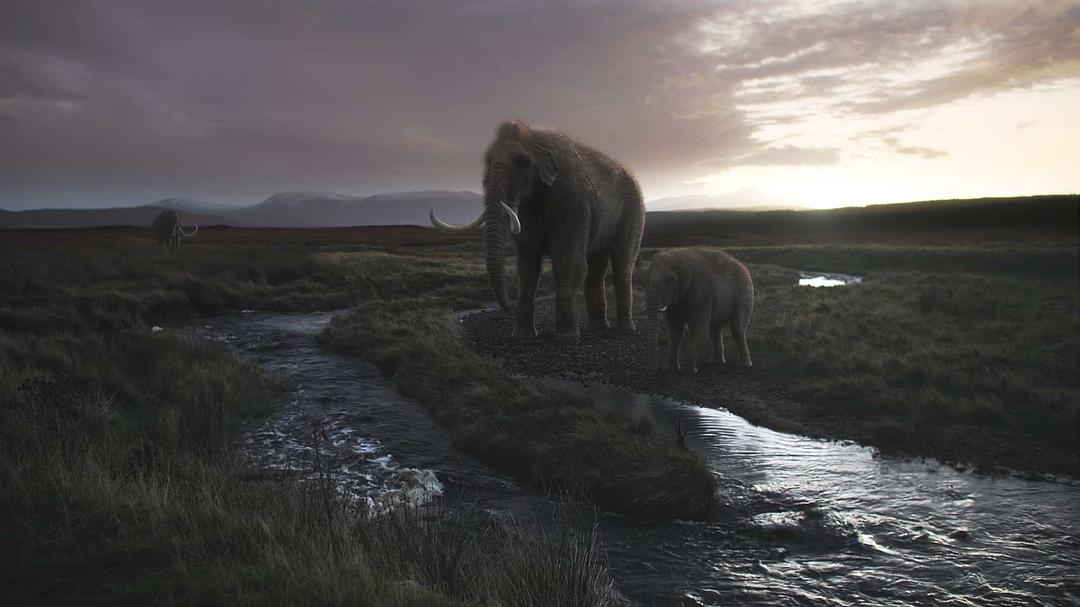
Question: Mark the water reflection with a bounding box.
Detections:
[194,312,517,513]
[547,379,1080,607]
[194,313,1080,606]
[798,272,862,287]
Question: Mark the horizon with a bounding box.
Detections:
[4,188,1078,215]
[2,1,1079,211]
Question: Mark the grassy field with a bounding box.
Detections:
[676,244,1079,475]
[0,228,626,605]
[1,196,1077,602]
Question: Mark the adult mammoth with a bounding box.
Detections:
[431,120,645,343]
[644,248,754,373]
[152,209,198,249]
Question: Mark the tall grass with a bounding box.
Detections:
[0,330,619,605]
[0,229,621,605]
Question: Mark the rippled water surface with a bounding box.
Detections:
[194,312,518,512]
[197,312,1080,606]
[552,380,1080,606]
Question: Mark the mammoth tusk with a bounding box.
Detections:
[498,201,521,235]
[179,222,198,237]
[430,204,485,232]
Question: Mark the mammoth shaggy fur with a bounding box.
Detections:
[644,248,754,372]
[430,119,645,343]
[152,209,198,249]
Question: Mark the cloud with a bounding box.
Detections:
[894,145,947,159]
[0,0,1075,207]
[704,145,841,168]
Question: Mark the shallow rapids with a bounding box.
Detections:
[193,312,518,514]
[196,311,1080,606]
[553,379,1080,606]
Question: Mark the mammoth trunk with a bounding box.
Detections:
[485,203,512,313]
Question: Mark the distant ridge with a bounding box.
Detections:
[3,192,1076,233]
[0,206,226,230]
[643,194,1080,246]
[226,190,482,227]
[647,187,795,212]
[0,190,484,229]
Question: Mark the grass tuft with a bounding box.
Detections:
[320,304,717,520]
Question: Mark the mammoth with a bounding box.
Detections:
[152,209,198,249]
[431,120,645,343]
[645,248,754,372]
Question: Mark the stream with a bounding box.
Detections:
[194,311,1080,607]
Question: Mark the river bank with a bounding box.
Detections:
[463,258,1080,479]
[318,304,718,520]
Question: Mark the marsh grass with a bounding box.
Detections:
[319,305,717,520]
[0,229,619,605]
[0,332,619,606]
[0,229,491,330]
[3,216,1076,602]
[630,243,1078,473]
[740,258,1079,471]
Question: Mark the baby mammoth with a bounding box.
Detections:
[644,248,754,372]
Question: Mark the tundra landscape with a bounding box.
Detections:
[4,1,1080,605]
[3,195,1078,605]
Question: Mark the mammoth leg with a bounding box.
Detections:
[733,309,753,368]
[515,252,542,339]
[584,253,610,333]
[686,315,710,373]
[666,316,685,371]
[610,229,641,332]
[551,253,586,343]
[710,321,726,365]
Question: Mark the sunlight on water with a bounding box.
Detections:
[195,312,1080,607]
[193,312,511,516]
[545,378,1080,607]
[799,272,862,287]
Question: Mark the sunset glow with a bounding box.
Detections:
[1,0,1078,209]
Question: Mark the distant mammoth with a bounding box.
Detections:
[431,120,645,343]
[152,209,198,249]
[644,248,754,372]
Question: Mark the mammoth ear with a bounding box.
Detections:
[675,264,692,293]
[529,143,557,186]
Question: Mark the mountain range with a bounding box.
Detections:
[0,188,791,229]
[646,188,793,212]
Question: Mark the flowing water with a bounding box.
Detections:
[196,311,1080,606]
[550,380,1080,606]
[193,311,521,514]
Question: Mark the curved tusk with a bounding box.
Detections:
[657,304,668,312]
[498,201,521,235]
[430,204,485,232]
[179,222,198,237]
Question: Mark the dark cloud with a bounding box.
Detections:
[0,0,1075,208]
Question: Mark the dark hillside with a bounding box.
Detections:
[644,195,1079,246]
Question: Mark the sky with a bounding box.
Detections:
[1,0,1078,210]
